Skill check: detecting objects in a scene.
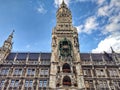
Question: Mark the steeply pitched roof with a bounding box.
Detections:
[6,52,120,61]
[6,52,51,61]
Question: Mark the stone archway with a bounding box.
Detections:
[63,76,71,86]
[62,63,71,73]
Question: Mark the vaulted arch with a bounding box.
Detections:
[62,63,71,73]
[63,76,71,86]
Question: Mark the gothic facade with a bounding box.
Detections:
[0,1,120,90]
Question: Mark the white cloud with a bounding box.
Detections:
[76,16,98,34]
[76,0,95,2]
[97,0,120,17]
[98,6,109,16]
[109,15,120,23]
[84,17,98,31]
[92,0,120,53]
[54,0,70,7]
[92,33,120,53]
[76,25,83,33]
[97,0,105,6]
[105,23,120,33]
[101,15,120,34]
[70,0,120,53]
[37,5,47,14]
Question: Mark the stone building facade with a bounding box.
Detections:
[0,1,120,90]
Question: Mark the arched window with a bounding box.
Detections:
[63,76,71,86]
[62,63,71,73]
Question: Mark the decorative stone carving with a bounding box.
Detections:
[52,36,57,47]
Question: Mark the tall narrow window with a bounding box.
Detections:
[0,80,5,88]
[29,80,33,87]
[44,69,49,75]
[98,81,108,89]
[27,69,35,75]
[39,80,43,87]
[40,69,44,75]
[109,69,118,77]
[113,81,120,89]
[0,68,9,75]
[39,80,48,87]
[85,80,94,89]
[10,80,19,87]
[43,80,47,87]
[14,69,22,75]
[40,69,49,75]
[25,81,29,87]
[25,80,33,87]
[96,69,105,77]
[14,80,19,87]
[10,80,15,87]
[83,69,91,77]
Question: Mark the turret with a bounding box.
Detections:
[0,30,14,62]
[56,0,72,24]
[49,1,85,89]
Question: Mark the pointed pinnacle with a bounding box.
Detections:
[62,0,65,4]
[110,46,115,53]
[9,30,15,39]
[11,30,15,36]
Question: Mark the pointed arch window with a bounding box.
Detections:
[63,76,71,86]
[62,63,71,73]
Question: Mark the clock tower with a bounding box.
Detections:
[49,0,85,90]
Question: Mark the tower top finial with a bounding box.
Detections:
[60,0,67,7]
[10,30,15,37]
[62,0,65,3]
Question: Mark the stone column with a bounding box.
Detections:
[21,79,25,90]
[107,80,111,90]
[6,79,10,90]
[92,80,96,90]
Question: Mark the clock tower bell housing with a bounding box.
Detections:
[49,1,85,90]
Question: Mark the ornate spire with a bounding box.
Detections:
[6,30,14,43]
[56,0,72,24]
[62,0,65,3]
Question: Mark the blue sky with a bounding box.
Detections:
[0,0,120,53]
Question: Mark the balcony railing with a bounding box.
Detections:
[63,82,71,86]
[63,69,71,73]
